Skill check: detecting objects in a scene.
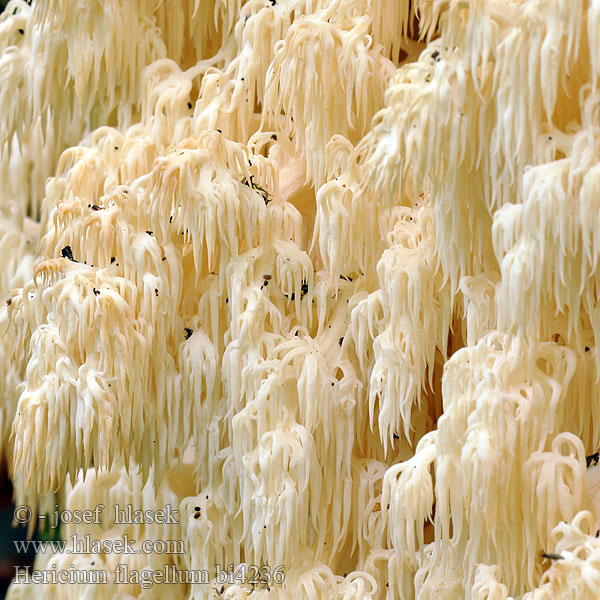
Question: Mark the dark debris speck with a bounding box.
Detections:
[61,246,75,261]
[542,553,563,561]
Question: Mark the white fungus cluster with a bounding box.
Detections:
[1,0,600,598]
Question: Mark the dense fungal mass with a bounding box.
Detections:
[2,0,600,599]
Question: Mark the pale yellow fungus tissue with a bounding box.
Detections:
[1,0,600,599]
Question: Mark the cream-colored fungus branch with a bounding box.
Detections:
[1,0,600,599]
